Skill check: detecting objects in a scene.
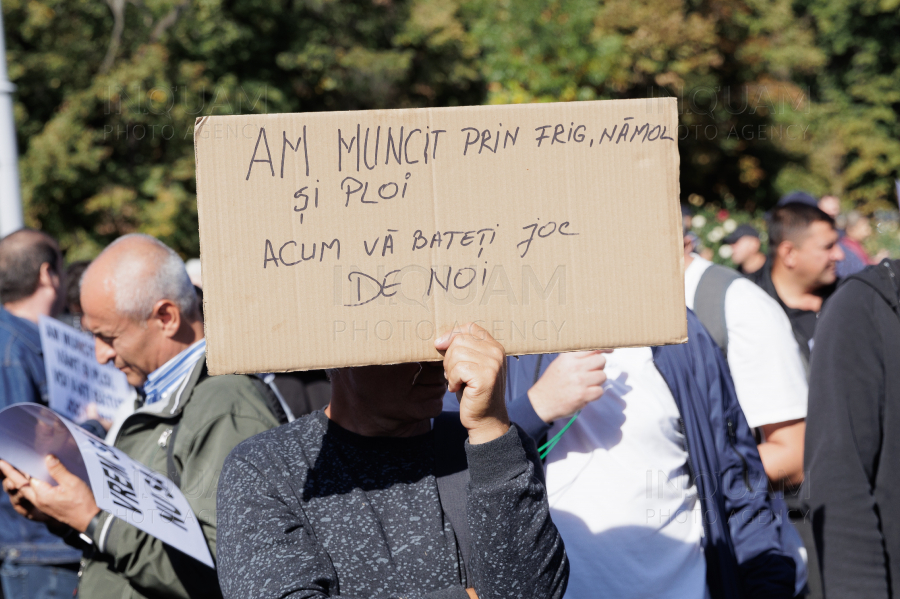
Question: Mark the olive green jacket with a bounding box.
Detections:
[77,357,281,599]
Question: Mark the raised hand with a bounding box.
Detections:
[435,323,509,445]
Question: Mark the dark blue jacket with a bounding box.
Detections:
[495,311,797,599]
[0,307,81,565]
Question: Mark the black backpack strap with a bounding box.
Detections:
[432,412,473,586]
[694,263,742,356]
[166,421,182,489]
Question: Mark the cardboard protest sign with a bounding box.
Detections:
[0,403,214,568]
[195,98,686,374]
[39,316,132,422]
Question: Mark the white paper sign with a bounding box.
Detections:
[0,403,214,568]
[38,316,132,422]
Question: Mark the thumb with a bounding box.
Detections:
[44,455,76,485]
[29,476,51,493]
[434,327,459,352]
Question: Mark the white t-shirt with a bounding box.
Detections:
[684,254,808,428]
[545,347,708,599]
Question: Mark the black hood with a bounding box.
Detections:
[840,259,900,314]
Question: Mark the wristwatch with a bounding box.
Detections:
[84,511,103,539]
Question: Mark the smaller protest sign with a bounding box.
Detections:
[0,403,214,568]
[39,316,132,423]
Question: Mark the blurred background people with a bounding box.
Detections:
[722,224,766,275]
[184,258,202,288]
[816,195,840,220]
[818,195,876,277]
[840,211,890,267]
[747,200,844,368]
[270,371,330,417]
[56,259,90,331]
[684,234,807,489]
[746,196,845,598]
[0,229,80,599]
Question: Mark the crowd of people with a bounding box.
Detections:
[0,189,897,599]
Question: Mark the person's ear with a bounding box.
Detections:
[150,299,182,338]
[38,263,59,291]
[777,241,797,268]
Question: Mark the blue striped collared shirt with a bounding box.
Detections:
[141,338,207,406]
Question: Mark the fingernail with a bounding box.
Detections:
[45,455,58,466]
[436,333,448,344]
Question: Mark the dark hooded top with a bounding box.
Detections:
[805,259,900,598]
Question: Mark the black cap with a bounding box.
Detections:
[723,224,760,245]
[776,191,818,208]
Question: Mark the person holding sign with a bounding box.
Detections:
[2,234,284,599]
[216,323,569,599]
[0,229,81,599]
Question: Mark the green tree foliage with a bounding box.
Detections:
[4,0,482,259]
[3,0,898,258]
[790,0,900,211]
[467,0,825,211]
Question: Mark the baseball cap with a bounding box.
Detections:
[776,191,818,208]
[723,224,760,245]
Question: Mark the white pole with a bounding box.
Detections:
[0,2,24,237]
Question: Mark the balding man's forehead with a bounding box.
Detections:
[105,234,169,254]
[80,272,126,332]
[92,236,170,271]
[81,255,114,289]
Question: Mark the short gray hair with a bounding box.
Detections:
[99,234,199,322]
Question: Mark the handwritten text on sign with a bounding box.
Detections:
[195,99,686,373]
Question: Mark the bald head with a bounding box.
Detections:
[82,234,198,323]
[80,235,202,385]
[0,229,62,304]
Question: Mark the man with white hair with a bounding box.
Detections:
[0,234,283,599]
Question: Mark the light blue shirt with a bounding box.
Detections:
[141,338,206,406]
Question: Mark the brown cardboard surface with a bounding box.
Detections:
[195,98,686,375]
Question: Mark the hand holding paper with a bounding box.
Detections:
[437,322,509,444]
[20,455,101,533]
[0,459,55,524]
[0,404,214,567]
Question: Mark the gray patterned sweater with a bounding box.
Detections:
[217,411,568,599]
